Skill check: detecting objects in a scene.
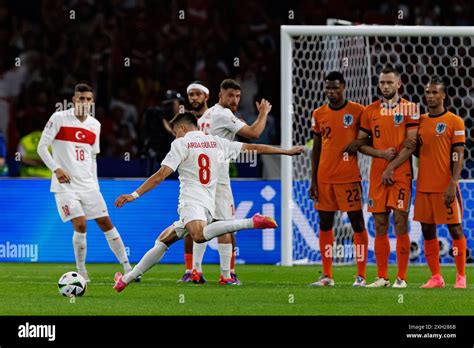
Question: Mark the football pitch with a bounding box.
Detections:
[0,263,472,316]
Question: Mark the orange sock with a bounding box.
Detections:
[374,234,390,279]
[185,253,193,272]
[452,236,466,277]
[354,230,368,279]
[230,249,236,272]
[396,233,410,280]
[319,229,334,279]
[424,238,440,276]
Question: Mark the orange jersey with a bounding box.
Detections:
[360,98,420,183]
[417,110,466,193]
[311,100,364,184]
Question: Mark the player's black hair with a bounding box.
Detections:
[74,83,93,93]
[380,65,400,77]
[220,79,241,91]
[428,75,447,92]
[169,111,198,128]
[190,80,206,86]
[324,71,345,85]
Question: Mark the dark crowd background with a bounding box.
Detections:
[0,0,472,178]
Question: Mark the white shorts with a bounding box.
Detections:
[214,183,235,220]
[173,203,214,239]
[55,190,108,223]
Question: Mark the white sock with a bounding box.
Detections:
[123,241,168,284]
[192,241,207,272]
[218,243,232,278]
[203,219,253,241]
[73,231,87,273]
[104,227,132,273]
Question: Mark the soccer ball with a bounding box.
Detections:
[58,272,87,297]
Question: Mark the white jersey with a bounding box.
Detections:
[39,108,101,193]
[161,130,242,217]
[198,104,246,184]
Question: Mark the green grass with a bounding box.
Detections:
[0,263,472,316]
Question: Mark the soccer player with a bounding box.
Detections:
[346,66,419,288]
[308,71,370,287]
[37,84,132,282]
[112,112,304,291]
[178,81,210,283]
[412,77,466,289]
[194,79,272,285]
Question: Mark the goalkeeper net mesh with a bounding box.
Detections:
[291,32,473,265]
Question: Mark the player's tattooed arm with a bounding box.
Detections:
[308,133,321,201]
[241,143,305,156]
[241,143,304,156]
[382,128,418,185]
[237,99,272,139]
[115,165,174,208]
[445,146,464,205]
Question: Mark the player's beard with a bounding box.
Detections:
[382,91,397,101]
[190,101,204,112]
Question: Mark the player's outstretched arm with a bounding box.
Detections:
[115,165,174,208]
[241,143,305,156]
[381,128,418,185]
[237,99,272,139]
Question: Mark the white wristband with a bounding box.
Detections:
[131,191,140,199]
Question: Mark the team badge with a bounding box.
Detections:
[343,114,353,126]
[368,198,374,208]
[394,113,404,125]
[436,122,446,134]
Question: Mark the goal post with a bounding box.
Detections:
[280,25,474,266]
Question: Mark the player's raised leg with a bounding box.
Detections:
[366,213,391,287]
[191,214,277,244]
[71,216,89,282]
[448,223,467,289]
[392,210,410,288]
[348,210,368,287]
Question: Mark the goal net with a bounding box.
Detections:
[280,25,474,266]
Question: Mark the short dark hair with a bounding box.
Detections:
[220,79,241,91]
[324,71,345,85]
[169,111,198,128]
[380,65,400,77]
[190,80,206,85]
[74,83,93,93]
[428,75,448,95]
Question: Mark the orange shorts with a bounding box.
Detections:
[368,180,412,213]
[414,187,463,225]
[315,182,362,212]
